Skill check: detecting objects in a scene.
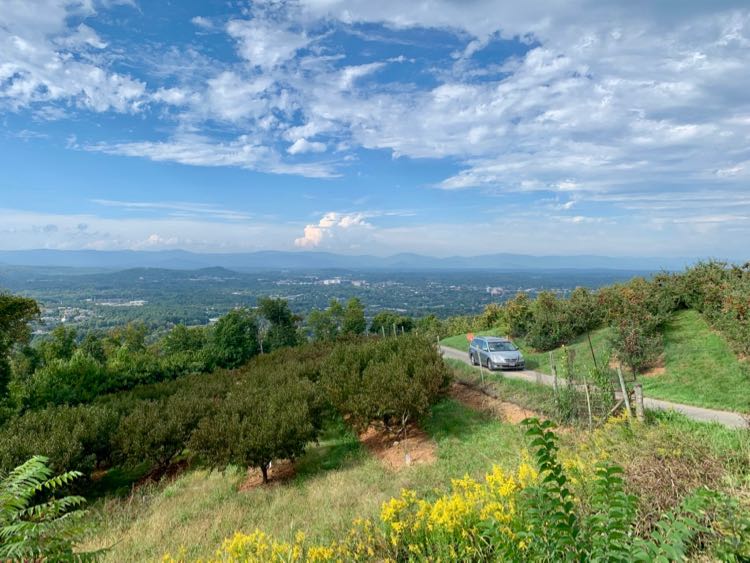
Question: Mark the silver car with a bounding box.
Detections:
[469,336,525,370]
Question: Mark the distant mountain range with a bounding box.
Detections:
[0,249,699,272]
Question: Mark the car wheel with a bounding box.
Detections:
[485,357,493,370]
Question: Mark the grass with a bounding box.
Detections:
[640,310,750,413]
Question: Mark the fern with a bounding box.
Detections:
[0,455,98,561]
[585,463,637,562]
[521,418,580,560]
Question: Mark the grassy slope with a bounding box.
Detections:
[641,310,750,413]
[82,404,527,561]
[441,310,750,413]
[82,364,749,561]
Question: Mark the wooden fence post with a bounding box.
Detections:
[617,366,632,418]
[634,383,645,422]
[581,371,593,431]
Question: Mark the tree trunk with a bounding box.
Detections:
[260,462,269,484]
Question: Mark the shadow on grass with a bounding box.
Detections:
[86,462,151,500]
[294,417,365,481]
[422,398,496,442]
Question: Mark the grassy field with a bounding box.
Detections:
[641,310,750,413]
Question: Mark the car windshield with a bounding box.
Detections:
[488,341,517,352]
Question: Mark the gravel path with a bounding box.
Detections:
[441,345,747,429]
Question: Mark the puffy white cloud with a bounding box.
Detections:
[0,0,146,112]
[294,212,371,248]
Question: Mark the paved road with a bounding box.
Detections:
[441,345,748,429]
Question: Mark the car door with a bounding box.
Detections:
[479,340,489,364]
[470,339,479,362]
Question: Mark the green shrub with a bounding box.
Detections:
[190,369,319,483]
[0,404,118,475]
[0,456,94,561]
[321,335,450,431]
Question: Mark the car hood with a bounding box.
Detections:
[491,351,523,361]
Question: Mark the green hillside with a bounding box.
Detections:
[441,310,750,413]
[641,310,750,413]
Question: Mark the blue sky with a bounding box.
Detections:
[1,0,749,258]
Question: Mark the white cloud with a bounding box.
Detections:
[294,212,372,248]
[87,134,338,178]
[287,138,327,155]
[0,0,146,112]
[226,18,310,70]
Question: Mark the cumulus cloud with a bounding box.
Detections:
[0,0,146,112]
[294,212,372,249]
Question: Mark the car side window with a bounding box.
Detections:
[482,341,489,351]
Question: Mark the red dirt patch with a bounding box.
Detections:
[449,382,541,423]
[239,459,296,491]
[359,423,436,470]
[641,355,666,378]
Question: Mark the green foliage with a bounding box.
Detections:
[526,291,573,351]
[211,308,259,368]
[38,324,78,363]
[341,297,366,336]
[258,297,299,351]
[369,310,413,336]
[0,455,94,561]
[320,335,451,431]
[520,418,580,559]
[115,393,213,469]
[519,418,724,562]
[190,369,319,483]
[505,292,533,337]
[0,404,118,475]
[0,293,39,398]
[307,302,340,342]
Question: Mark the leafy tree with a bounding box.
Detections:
[321,335,450,431]
[476,302,505,331]
[258,297,299,350]
[0,294,39,398]
[0,456,92,561]
[105,322,149,355]
[79,332,106,364]
[307,302,341,342]
[341,298,366,336]
[369,311,413,336]
[116,393,211,471]
[527,291,572,351]
[565,286,603,335]
[24,351,108,407]
[0,404,118,475]
[39,325,78,363]
[505,292,533,337]
[609,318,663,376]
[190,370,318,483]
[161,324,207,356]
[211,308,259,368]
